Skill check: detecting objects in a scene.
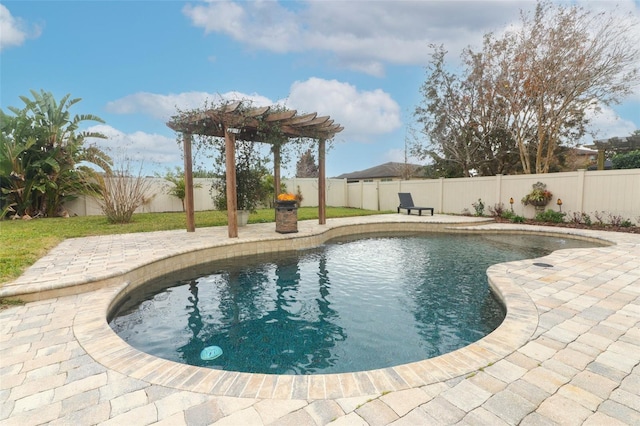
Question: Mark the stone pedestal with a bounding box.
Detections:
[275,202,298,233]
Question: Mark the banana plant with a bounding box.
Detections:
[1,90,112,217]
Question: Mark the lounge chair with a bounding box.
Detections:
[397,192,434,216]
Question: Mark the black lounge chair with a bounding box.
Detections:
[397,192,434,216]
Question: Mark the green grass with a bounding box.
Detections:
[0,207,388,285]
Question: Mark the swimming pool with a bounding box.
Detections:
[109,232,597,375]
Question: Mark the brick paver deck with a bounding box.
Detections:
[1,215,638,425]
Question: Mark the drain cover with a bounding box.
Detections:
[533,262,553,268]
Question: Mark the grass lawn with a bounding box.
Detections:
[0,207,389,285]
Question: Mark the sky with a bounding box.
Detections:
[2,0,639,178]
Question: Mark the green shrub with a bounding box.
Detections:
[535,209,565,223]
[611,150,640,169]
[501,210,515,220]
[511,215,525,223]
[472,198,485,216]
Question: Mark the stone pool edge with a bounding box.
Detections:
[68,218,616,400]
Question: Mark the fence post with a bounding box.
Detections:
[439,177,445,214]
[576,169,586,213]
[495,174,503,208]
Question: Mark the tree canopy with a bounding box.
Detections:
[296,148,319,178]
[413,1,640,176]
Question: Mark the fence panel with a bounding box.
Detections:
[63,169,640,221]
[442,176,496,215]
[379,181,402,211]
[582,169,640,220]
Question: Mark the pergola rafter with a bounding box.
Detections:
[167,102,343,237]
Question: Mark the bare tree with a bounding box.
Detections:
[97,156,154,224]
[295,148,319,178]
[414,46,479,177]
[487,1,640,173]
[413,45,519,177]
[415,1,640,175]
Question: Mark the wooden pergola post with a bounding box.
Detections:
[318,138,326,224]
[183,133,195,232]
[225,128,238,238]
[597,149,605,170]
[273,143,281,202]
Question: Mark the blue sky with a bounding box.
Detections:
[2,1,639,178]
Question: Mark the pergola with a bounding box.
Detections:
[586,135,640,170]
[166,101,343,237]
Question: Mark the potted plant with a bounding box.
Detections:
[211,140,269,226]
[521,182,553,207]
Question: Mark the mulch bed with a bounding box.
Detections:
[492,217,640,234]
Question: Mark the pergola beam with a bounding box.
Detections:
[245,106,270,117]
[298,116,331,127]
[264,110,297,122]
[280,112,317,126]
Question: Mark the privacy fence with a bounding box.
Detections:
[65,169,640,221]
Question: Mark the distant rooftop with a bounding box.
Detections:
[335,161,426,181]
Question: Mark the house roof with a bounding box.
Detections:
[572,146,598,155]
[335,162,425,180]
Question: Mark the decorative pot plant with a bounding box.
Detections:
[521,182,553,207]
[276,192,296,205]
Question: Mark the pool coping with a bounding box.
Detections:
[58,216,624,400]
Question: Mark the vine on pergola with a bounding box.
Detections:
[167,100,343,236]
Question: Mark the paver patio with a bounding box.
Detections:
[1,214,638,425]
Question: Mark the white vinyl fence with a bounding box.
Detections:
[65,169,640,221]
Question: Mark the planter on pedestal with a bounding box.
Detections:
[275,201,298,233]
[529,199,550,207]
[528,199,550,214]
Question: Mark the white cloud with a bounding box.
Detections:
[183,1,639,77]
[0,5,41,51]
[105,91,273,120]
[182,0,527,75]
[86,125,182,168]
[584,103,638,142]
[286,78,401,142]
[106,78,402,142]
[182,0,302,54]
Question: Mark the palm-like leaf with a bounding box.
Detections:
[1,90,112,216]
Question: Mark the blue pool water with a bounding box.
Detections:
[109,233,597,375]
